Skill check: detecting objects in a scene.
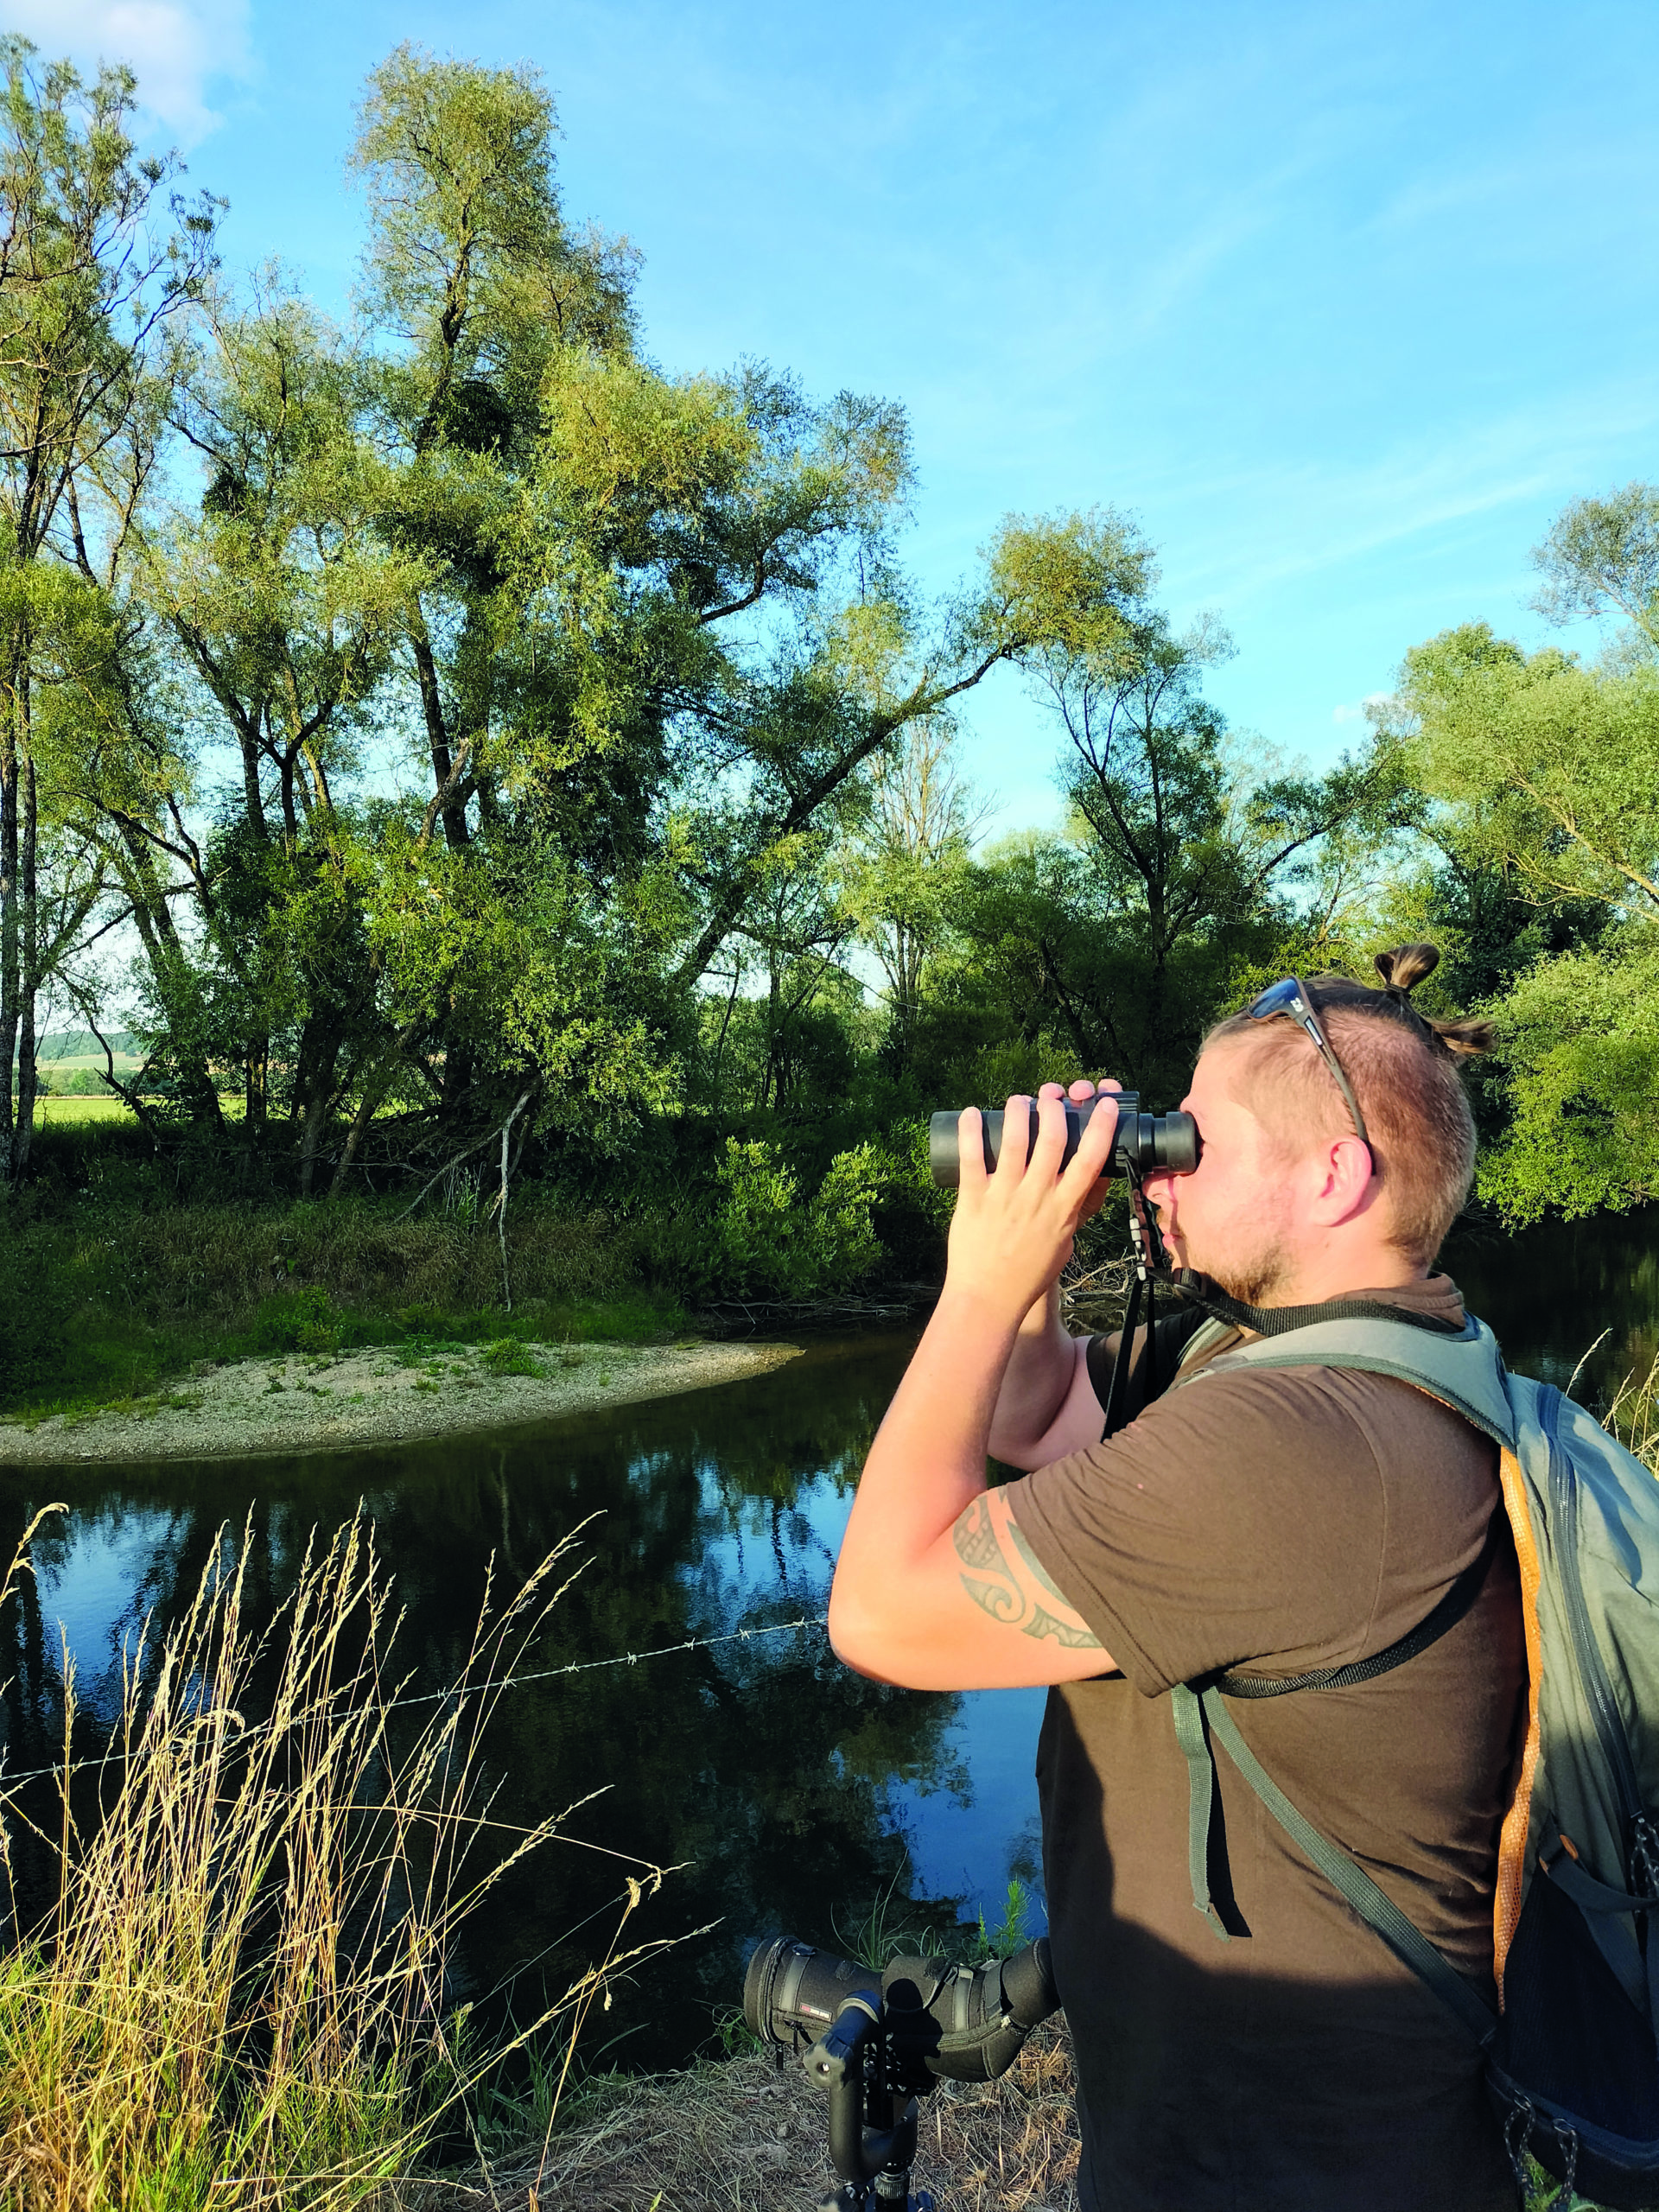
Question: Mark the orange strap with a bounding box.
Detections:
[1493,1443,1545,2007]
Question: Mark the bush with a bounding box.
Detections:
[251,1283,341,1355]
[664,1138,887,1300]
[479,1338,543,1376]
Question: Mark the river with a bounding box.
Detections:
[0,1211,1654,2072]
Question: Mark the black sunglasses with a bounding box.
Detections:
[1245,976,1371,1150]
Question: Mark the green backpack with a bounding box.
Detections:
[1166,1313,1659,2210]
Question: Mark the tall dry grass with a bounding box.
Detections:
[1605,1352,1659,1477]
[0,1509,673,2211]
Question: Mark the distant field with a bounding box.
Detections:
[22,1092,251,1123]
[31,1093,139,1122]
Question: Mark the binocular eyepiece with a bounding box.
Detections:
[928,1091,1200,1189]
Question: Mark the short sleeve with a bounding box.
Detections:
[1010,1366,1398,1696]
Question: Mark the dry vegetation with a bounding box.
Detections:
[1606,1357,1659,1478]
[419,2024,1081,2212]
[0,1510,672,2211]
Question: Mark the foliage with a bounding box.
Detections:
[1383,513,1659,1223]
[1475,928,1659,1223]
[3,29,1655,1245]
[251,1282,341,1354]
[665,1136,885,1300]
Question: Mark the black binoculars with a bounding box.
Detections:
[927,1091,1200,1188]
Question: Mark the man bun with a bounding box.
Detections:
[1370,943,1496,1059]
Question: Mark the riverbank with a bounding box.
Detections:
[416,2024,1082,2212]
[0,1336,803,1463]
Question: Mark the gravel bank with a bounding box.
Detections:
[0,1339,803,1465]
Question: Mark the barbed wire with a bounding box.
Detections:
[0,1611,830,1798]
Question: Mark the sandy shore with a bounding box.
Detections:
[0,1338,803,1465]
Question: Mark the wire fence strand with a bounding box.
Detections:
[0,1612,831,1798]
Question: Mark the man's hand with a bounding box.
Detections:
[945,1086,1120,1326]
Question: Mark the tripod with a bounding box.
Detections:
[801,1989,938,2212]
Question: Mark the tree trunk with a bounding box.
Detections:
[0,663,19,1182]
[11,753,37,1181]
[116,824,225,1131]
[292,1013,344,1198]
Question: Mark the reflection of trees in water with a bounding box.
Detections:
[1447,1211,1659,1407]
[0,1336,972,2064]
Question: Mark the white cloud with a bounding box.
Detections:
[0,0,253,144]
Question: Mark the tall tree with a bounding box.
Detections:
[1386,617,1659,1218]
[1531,483,1659,656]
[0,40,214,1177]
[1019,559,1392,1090]
[839,715,983,1065]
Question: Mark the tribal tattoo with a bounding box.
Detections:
[950,1495,1103,1649]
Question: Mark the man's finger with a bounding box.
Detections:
[1027,1088,1071,1179]
[997,1094,1033,1182]
[1062,1089,1119,1198]
[957,1104,987,1189]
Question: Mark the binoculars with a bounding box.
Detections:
[928,1091,1200,1188]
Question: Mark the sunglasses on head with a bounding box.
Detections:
[1245,976,1371,1151]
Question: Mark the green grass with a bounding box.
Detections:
[0,1197,689,1423]
[27,1093,141,1122]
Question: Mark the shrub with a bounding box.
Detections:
[251,1283,341,1355]
[664,1138,887,1300]
[479,1338,543,1376]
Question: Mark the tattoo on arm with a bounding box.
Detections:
[951,1493,1102,1649]
[954,1496,1010,1573]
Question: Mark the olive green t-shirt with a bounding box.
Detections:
[1011,1277,1526,2212]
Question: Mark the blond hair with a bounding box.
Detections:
[1206,944,1495,1267]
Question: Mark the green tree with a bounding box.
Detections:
[1389,614,1659,1218]
[0,40,215,1177]
[1531,482,1659,654]
[839,715,984,1068]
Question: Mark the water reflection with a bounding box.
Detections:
[1446,1211,1659,1410]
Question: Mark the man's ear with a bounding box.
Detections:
[1308,1135,1376,1226]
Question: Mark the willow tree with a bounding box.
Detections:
[38,45,1185,1196]
[0,41,215,1176]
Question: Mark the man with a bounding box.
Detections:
[828,953,1525,2212]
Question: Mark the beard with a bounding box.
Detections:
[1177,1200,1296,1306]
[1206,1241,1294,1306]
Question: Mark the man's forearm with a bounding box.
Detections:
[834,1283,1015,1596]
[986,1281,1084,1462]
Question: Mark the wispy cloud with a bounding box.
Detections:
[1160,375,1659,612]
[0,0,254,145]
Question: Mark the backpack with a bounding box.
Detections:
[1165,1312,1659,2210]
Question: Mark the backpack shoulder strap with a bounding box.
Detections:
[1171,1680,1498,2044]
[1172,1311,1518,1450]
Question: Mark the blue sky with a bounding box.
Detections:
[7,0,1658,833]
